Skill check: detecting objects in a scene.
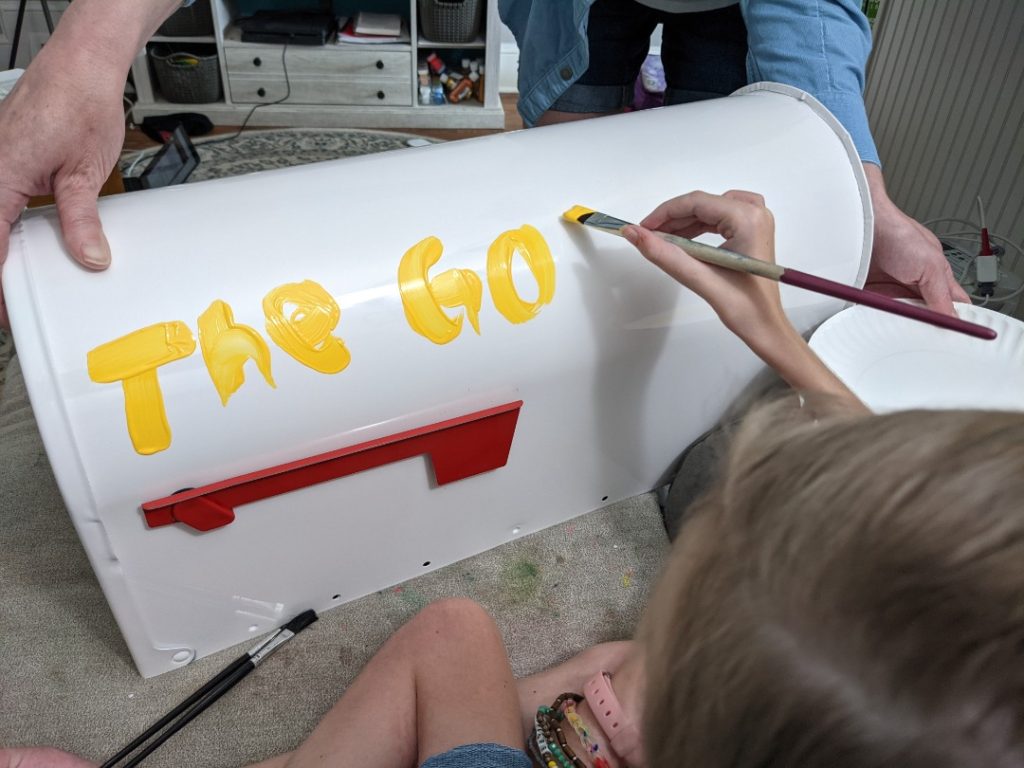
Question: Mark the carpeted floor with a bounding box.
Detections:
[0,129,673,766]
[0,328,10,388]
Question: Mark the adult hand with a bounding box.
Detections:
[863,164,970,315]
[0,28,128,330]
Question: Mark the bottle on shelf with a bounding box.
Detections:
[449,76,473,102]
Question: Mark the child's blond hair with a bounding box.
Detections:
[643,401,1024,767]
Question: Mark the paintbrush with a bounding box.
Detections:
[563,206,996,341]
[100,609,318,767]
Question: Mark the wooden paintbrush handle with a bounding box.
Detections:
[660,232,785,280]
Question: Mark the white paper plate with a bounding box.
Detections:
[809,302,1024,412]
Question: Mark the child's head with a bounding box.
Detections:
[642,401,1024,767]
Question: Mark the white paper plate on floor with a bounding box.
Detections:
[809,302,1024,412]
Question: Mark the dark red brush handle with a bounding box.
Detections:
[780,269,996,341]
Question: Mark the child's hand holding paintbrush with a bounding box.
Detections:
[567,190,865,408]
[625,190,787,343]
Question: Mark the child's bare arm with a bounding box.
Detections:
[515,641,635,740]
[624,190,865,410]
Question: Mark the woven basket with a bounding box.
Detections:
[157,0,214,37]
[418,0,484,43]
[149,46,222,104]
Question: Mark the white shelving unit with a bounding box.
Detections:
[131,0,505,129]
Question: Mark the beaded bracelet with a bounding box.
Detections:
[563,699,612,768]
[531,694,589,768]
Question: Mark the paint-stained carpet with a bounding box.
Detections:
[0,352,669,766]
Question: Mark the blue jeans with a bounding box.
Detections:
[551,0,748,113]
[420,743,533,768]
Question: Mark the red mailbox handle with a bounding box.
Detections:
[141,401,523,532]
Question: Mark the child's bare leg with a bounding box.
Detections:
[282,598,523,768]
[0,600,521,768]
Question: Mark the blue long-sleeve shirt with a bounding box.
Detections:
[498,0,880,165]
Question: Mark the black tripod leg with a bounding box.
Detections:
[40,0,56,34]
[8,0,28,70]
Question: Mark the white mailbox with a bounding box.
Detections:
[3,83,871,676]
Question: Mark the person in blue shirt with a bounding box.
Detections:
[498,0,969,316]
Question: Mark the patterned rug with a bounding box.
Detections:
[119,127,442,183]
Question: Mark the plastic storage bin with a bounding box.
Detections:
[149,45,222,104]
[418,0,484,43]
[157,0,215,37]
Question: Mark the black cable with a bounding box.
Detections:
[123,37,293,181]
[200,37,293,147]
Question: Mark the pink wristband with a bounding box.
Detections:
[584,671,644,765]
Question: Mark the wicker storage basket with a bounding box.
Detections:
[418,0,484,43]
[157,0,214,37]
[149,46,222,104]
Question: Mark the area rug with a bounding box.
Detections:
[119,127,442,183]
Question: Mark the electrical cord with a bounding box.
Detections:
[122,39,293,176]
[924,216,1024,305]
[199,38,292,147]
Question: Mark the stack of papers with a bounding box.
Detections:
[335,13,410,44]
[355,12,401,36]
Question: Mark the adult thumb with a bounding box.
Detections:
[915,267,957,317]
[53,176,110,271]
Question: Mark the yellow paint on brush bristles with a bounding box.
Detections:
[561,205,595,223]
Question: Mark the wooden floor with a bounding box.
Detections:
[122,93,523,151]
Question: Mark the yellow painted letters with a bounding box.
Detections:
[87,322,196,455]
[263,280,351,374]
[198,300,276,405]
[487,225,556,324]
[398,236,483,345]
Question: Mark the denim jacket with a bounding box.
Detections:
[498,0,880,165]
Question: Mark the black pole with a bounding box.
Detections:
[7,0,28,70]
[39,0,55,34]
